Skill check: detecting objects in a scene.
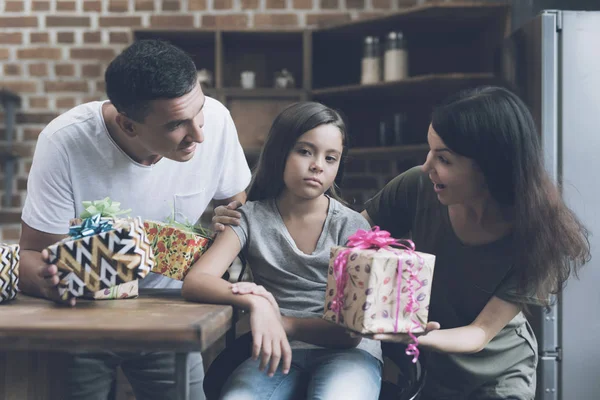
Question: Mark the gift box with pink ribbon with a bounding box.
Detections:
[323,227,436,357]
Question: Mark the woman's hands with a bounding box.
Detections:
[351,321,441,344]
[234,282,292,377]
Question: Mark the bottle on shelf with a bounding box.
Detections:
[392,112,408,145]
[361,36,381,85]
[377,111,408,147]
[384,31,408,82]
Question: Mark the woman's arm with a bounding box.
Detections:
[283,316,361,349]
[372,296,521,354]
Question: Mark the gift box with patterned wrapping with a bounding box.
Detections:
[144,220,212,281]
[0,244,19,303]
[323,227,436,335]
[46,216,154,300]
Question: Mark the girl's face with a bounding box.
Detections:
[282,124,343,201]
[421,124,488,206]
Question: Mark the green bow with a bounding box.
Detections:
[164,215,212,239]
[80,197,131,219]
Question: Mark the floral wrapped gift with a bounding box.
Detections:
[0,243,19,303]
[323,227,436,359]
[46,214,154,301]
[144,220,212,281]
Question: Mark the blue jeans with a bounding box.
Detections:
[219,347,382,400]
[67,351,205,400]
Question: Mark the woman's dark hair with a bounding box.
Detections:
[105,39,197,122]
[248,102,348,203]
[431,86,590,305]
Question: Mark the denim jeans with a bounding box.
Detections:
[67,351,205,400]
[219,347,382,400]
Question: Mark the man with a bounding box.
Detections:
[19,39,251,400]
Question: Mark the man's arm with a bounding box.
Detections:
[211,191,246,231]
[19,221,74,305]
[213,191,246,208]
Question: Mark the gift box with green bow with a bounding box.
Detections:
[45,198,154,300]
[0,243,19,303]
[144,218,212,281]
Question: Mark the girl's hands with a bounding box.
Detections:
[231,283,298,340]
[248,296,292,377]
[231,282,281,317]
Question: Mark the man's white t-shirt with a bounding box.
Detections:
[22,97,251,289]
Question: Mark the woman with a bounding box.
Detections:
[214,86,590,399]
[358,86,590,399]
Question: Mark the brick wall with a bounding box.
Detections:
[0,0,446,242]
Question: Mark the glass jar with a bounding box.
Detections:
[384,31,408,82]
[361,36,381,85]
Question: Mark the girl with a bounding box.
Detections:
[182,102,382,400]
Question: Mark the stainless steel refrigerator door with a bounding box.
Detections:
[501,11,561,400]
[558,11,600,400]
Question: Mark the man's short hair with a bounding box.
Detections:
[105,39,198,122]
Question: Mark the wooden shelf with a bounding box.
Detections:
[311,73,498,100]
[314,2,509,35]
[131,4,509,166]
[348,144,429,159]
[215,88,306,99]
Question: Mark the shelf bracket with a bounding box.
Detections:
[1,90,22,209]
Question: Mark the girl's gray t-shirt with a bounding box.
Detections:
[230,197,382,362]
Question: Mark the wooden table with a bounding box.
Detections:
[0,289,237,400]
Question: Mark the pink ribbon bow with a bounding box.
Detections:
[331,226,424,362]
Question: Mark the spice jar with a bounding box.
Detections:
[384,31,408,82]
[361,36,381,85]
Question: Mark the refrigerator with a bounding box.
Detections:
[500,10,600,400]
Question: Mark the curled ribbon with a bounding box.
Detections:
[69,214,114,239]
[332,226,424,362]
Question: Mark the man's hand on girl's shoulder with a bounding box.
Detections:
[211,201,243,232]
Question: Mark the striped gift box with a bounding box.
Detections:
[0,243,19,303]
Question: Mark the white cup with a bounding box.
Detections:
[241,71,255,89]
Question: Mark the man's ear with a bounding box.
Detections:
[115,113,138,138]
